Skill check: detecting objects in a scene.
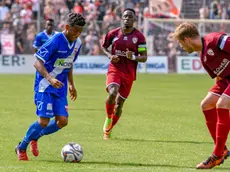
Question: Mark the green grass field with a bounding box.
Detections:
[1,74,230,172]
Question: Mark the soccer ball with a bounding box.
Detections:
[61,142,83,163]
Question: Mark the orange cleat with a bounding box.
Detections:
[30,140,39,157]
[15,144,29,161]
[223,146,230,159]
[103,117,112,140]
[196,154,224,169]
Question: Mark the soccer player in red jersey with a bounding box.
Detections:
[101,8,148,140]
[174,22,230,169]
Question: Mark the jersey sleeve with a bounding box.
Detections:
[101,31,113,48]
[33,34,42,49]
[201,60,217,79]
[34,36,58,63]
[137,32,147,53]
[217,35,230,54]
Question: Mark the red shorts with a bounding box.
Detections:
[106,71,134,99]
[209,78,230,96]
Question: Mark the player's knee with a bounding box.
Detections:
[216,99,230,109]
[200,99,215,110]
[108,88,118,98]
[57,118,68,128]
[38,118,50,127]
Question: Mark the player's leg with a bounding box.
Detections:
[111,95,125,128]
[104,84,120,139]
[29,96,68,157]
[36,95,68,138]
[106,84,120,116]
[196,83,230,169]
[16,92,53,160]
[111,76,133,129]
[201,93,220,144]
[103,71,121,139]
[201,92,230,159]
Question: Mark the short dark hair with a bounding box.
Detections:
[123,8,136,15]
[46,18,54,23]
[67,13,86,27]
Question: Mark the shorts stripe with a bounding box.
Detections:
[222,93,230,99]
[106,82,120,89]
[208,92,221,97]
[119,94,127,100]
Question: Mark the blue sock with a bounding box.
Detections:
[19,121,44,150]
[35,120,60,140]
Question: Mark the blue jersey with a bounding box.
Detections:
[34,32,82,97]
[33,30,57,49]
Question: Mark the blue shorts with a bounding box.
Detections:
[34,92,68,118]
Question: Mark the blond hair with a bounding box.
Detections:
[174,22,200,41]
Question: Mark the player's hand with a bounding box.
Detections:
[126,48,133,60]
[69,85,77,101]
[109,55,120,63]
[48,77,64,88]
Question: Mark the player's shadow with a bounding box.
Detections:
[81,161,195,169]
[68,107,104,112]
[114,138,213,145]
[37,160,230,170]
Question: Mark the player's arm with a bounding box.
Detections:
[101,46,112,59]
[101,32,120,63]
[34,59,64,88]
[68,66,74,86]
[34,37,64,88]
[68,66,77,101]
[126,45,147,62]
[33,34,41,53]
[126,33,148,62]
[68,41,81,101]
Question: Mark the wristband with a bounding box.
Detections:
[132,54,136,60]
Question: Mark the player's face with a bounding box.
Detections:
[178,38,194,54]
[122,10,135,28]
[45,21,54,33]
[67,25,84,42]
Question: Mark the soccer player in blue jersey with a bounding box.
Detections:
[15,13,85,161]
[33,18,57,52]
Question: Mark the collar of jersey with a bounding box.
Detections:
[61,32,76,49]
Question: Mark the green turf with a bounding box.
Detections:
[0,74,230,172]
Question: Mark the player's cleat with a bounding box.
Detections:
[103,117,112,140]
[30,140,39,157]
[15,143,29,161]
[223,146,230,159]
[196,154,224,169]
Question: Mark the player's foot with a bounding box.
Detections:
[15,143,29,161]
[103,117,112,140]
[223,146,230,159]
[196,154,224,169]
[30,140,39,157]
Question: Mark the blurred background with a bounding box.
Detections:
[0,0,230,73]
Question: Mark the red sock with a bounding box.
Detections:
[112,114,120,127]
[106,101,115,118]
[203,108,217,144]
[213,108,230,157]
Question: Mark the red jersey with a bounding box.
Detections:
[201,32,230,79]
[102,27,146,80]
